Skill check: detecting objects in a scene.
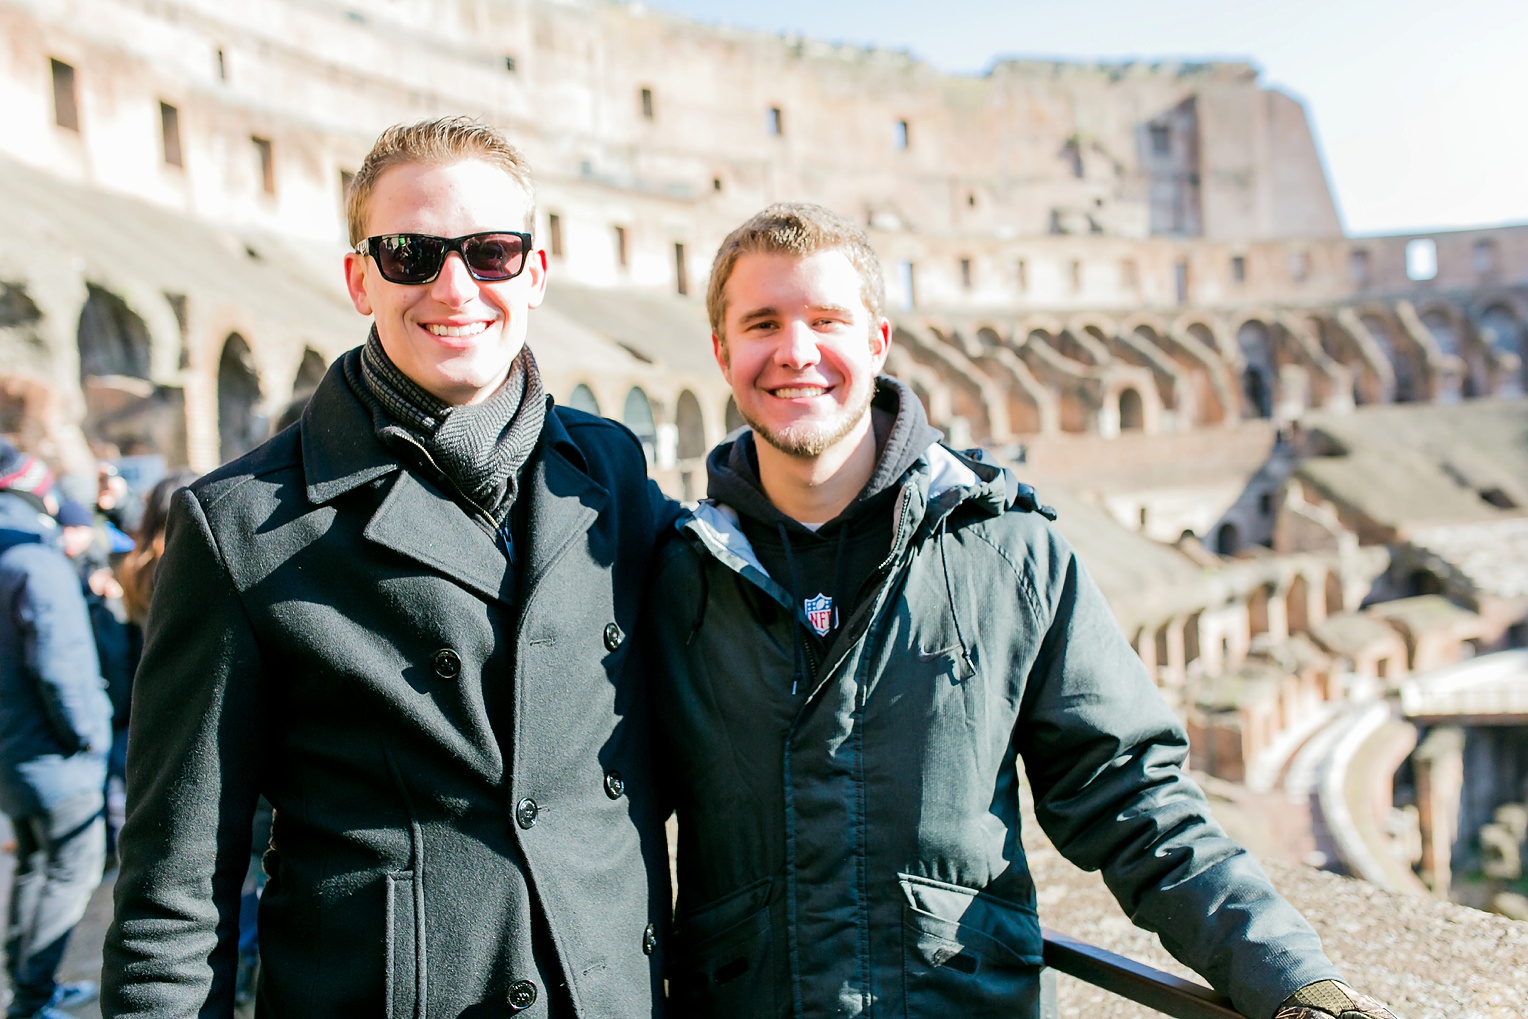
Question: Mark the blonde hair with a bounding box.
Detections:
[345,116,536,245]
[706,202,886,340]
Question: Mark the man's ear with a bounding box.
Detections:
[870,317,892,371]
[344,251,372,317]
[711,332,732,384]
[523,248,549,310]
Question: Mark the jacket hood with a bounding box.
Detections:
[704,376,944,532]
[0,489,59,556]
[684,379,1016,611]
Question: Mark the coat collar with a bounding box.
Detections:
[301,348,402,506]
[300,345,607,606]
[683,439,1010,593]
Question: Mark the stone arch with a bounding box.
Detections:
[971,325,1050,436]
[1118,386,1144,430]
[890,324,1005,442]
[1215,520,1240,555]
[76,285,187,458]
[1248,584,1271,637]
[724,396,745,434]
[1050,329,1100,366]
[1324,571,1344,616]
[675,389,706,461]
[1476,303,1524,397]
[1183,611,1203,668]
[1236,319,1275,418]
[1150,318,1231,426]
[1359,309,1423,402]
[1105,321,1184,418]
[78,284,151,381]
[974,324,1007,350]
[1286,574,1310,635]
[218,333,265,463]
[293,348,327,398]
[1170,314,1235,359]
[622,386,658,464]
[567,383,601,415]
[1418,302,1483,400]
[1318,311,1388,407]
[1416,302,1464,356]
[1056,386,1093,434]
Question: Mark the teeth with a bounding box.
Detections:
[426,322,489,338]
[774,387,827,398]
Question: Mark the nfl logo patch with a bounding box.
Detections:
[804,593,834,637]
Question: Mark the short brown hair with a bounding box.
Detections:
[345,116,536,245]
[706,203,886,340]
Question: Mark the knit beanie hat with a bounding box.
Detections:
[0,439,55,498]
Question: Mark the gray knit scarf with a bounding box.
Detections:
[347,328,547,523]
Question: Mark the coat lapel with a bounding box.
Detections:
[519,414,609,607]
[363,469,515,605]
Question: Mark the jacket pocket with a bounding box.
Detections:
[667,877,782,1018]
[899,873,1042,1019]
[385,870,420,1019]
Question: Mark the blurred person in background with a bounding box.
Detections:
[53,500,134,864]
[0,441,111,1019]
[107,469,197,859]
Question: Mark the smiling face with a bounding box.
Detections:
[713,248,890,461]
[344,158,546,405]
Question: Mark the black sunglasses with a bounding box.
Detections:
[356,231,534,285]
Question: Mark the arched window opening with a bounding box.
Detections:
[218,334,265,463]
[1118,387,1144,430]
[1215,522,1240,555]
[294,348,327,398]
[78,284,152,381]
[622,387,657,465]
[1325,573,1344,615]
[1237,320,1275,419]
[1242,367,1272,418]
[675,390,706,461]
[567,383,601,416]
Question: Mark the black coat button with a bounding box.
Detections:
[432,648,461,680]
[642,921,657,955]
[604,771,625,799]
[603,622,624,651]
[515,797,539,829]
[507,979,538,1012]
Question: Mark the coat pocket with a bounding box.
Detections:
[899,873,1042,1019]
[385,870,420,1019]
[667,877,782,1018]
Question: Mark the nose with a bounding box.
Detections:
[429,251,477,305]
[776,319,822,369]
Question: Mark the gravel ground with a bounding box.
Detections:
[1023,777,1528,1019]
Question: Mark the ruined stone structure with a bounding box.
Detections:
[3,0,1527,912]
[3,0,1525,477]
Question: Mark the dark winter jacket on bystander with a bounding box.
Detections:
[0,489,111,818]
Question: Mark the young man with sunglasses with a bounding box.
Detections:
[104,118,670,1018]
[649,203,1402,1019]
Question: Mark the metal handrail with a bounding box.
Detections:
[1041,929,1246,1019]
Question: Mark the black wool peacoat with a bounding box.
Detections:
[103,352,671,1018]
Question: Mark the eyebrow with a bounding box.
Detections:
[735,303,855,325]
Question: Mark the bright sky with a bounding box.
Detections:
[641,0,1528,236]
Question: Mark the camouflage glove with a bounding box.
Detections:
[1275,980,1400,1019]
